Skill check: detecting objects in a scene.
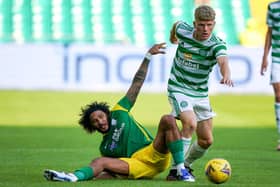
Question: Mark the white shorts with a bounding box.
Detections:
[168,92,216,122]
[270,63,280,84]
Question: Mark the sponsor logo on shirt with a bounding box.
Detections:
[109,123,125,151]
[184,53,192,59]
[177,56,199,70]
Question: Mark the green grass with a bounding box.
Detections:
[1,126,279,187]
[0,90,275,127]
[0,90,279,187]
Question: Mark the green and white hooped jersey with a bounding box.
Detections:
[168,21,227,97]
[267,1,280,64]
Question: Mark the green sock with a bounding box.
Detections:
[74,166,94,181]
[168,140,184,164]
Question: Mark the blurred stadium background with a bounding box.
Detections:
[1,3,279,186]
[1,2,279,187]
[0,0,276,94]
[0,0,273,46]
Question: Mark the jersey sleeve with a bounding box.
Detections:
[213,40,227,58]
[111,96,133,112]
[175,21,183,36]
[175,21,192,40]
[267,3,273,27]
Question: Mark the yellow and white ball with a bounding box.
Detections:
[205,158,231,184]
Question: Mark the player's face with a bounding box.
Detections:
[193,20,215,41]
[89,110,109,133]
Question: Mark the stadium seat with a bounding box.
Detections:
[211,0,251,45]
[52,0,73,43]
[0,0,13,42]
[0,0,251,45]
[32,0,52,42]
[72,0,92,42]
[12,0,33,42]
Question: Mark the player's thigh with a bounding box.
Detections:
[120,144,171,179]
[91,157,129,175]
[272,82,280,99]
[180,110,197,127]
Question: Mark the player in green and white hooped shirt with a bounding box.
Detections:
[261,0,280,151]
[166,5,234,180]
[43,43,195,182]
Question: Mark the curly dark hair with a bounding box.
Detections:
[78,101,110,133]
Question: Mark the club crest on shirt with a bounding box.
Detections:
[111,119,117,126]
[180,101,188,108]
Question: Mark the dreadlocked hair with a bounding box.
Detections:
[78,101,110,133]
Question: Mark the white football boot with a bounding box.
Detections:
[44,169,78,182]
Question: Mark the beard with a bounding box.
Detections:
[97,116,111,134]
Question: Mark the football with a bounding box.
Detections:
[205,158,231,184]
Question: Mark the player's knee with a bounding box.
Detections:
[182,121,196,131]
[198,138,213,149]
[160,114,172,124]
[160,115,177,129]
[90,157,106,166]
[275,95,280,102]
[181,117,196,131]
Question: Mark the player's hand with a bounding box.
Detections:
[148,43,166,55]
[220,78,234,87]
[260,59,268,76]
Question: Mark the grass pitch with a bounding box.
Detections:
[0,90,279,187]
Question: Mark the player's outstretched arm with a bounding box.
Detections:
[125,43,166,106]
[217,56,234,87]
[261,27,272,76]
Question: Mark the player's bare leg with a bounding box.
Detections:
[272,82,280,151]
[184,118,213,167]
[154,115,195,182]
